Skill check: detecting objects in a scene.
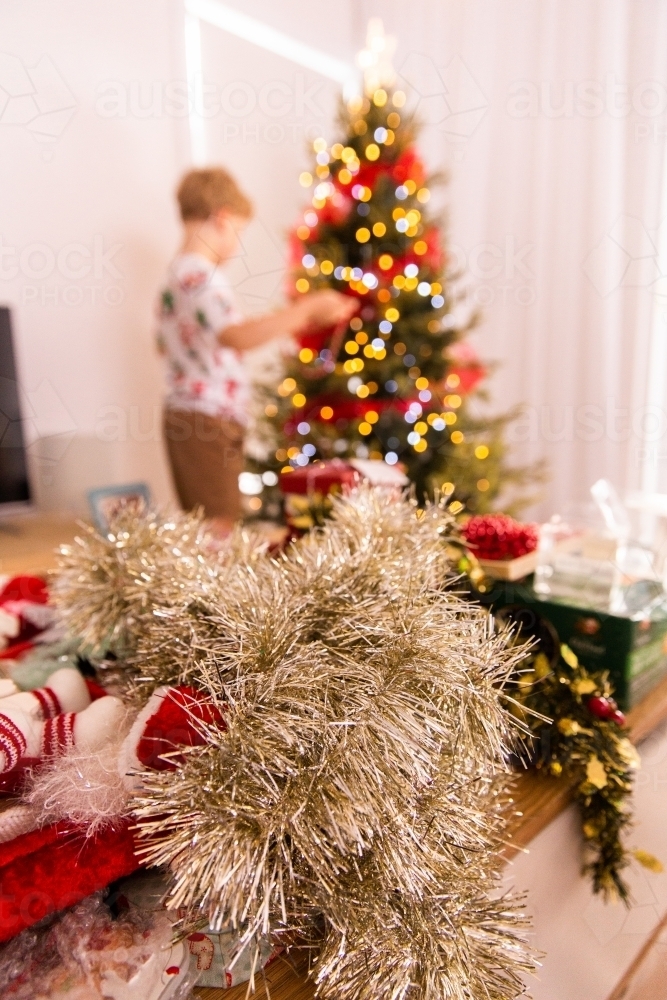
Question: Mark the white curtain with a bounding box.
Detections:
[357,0,667,518]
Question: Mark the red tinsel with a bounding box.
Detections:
[290,394,414,424]
[463,514,539,561]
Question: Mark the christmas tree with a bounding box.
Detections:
[250,39,537,515]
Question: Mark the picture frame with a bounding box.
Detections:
[87,482,151,533]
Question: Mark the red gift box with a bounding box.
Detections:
[279,459,360,497]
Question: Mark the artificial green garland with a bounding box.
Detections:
[510,638,661,901]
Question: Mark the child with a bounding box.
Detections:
[156,167,356,535]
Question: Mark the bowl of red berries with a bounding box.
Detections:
[462,513,540,581]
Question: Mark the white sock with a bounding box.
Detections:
[0,707,43,771]
[0,695,124,772]
[73,696,126,753]
[0,667,90,721]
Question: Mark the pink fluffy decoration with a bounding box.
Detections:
[24,727,132,837]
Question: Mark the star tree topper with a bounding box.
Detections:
[356,18,397,97]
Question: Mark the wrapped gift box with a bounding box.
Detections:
[280,459,408,531]
[478,551,539,581]
[279,458,360,497]
[485,579,667,709]
[279,458,408,497]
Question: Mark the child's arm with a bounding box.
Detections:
[218,290,357,351]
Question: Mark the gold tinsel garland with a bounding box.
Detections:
[55,487,536,999]
[54,510,269,699]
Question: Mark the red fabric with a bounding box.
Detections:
[41,712,75,759]
[0,577,48,606]
[84,678,108,702]
[0,716,26,772]
[0,640,35,662]
[0,821,62,869]
[0,575,50,657]
[136,686,226,771]
[32,686,62,720]
[0,759,40,797]
[0,819,140,942]
[279,460,360,497]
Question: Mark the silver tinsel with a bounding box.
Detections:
[56,487,535,998]
[54,509,269,697]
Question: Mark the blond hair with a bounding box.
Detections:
[176,167,253,221]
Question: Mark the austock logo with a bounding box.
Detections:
[583,215,666,298]
[0,53,76,145]
[398,52,488,156]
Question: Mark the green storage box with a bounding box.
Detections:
[484,578,667,710]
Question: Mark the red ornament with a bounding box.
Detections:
[317,193,351,226]
[295,325,337,353]
[587,696,625,726]
[391,147,426,186]
[444,364,487,396]
[587,696,613,720]
[444,342,487,396]
[418,227,444,271]
[462,514,538,561]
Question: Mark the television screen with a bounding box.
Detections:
[0,307,31,507]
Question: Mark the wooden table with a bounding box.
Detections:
[0,513,79,576]
[195,954,315,1000]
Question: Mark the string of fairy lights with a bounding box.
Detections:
[253,85,493,507]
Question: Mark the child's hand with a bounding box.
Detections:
[299,290,358,329]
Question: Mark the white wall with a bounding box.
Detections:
[0,0,357,512]
[197,0,358,290]
[0,0,190,509]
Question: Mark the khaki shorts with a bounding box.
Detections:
[163,409,244,520]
